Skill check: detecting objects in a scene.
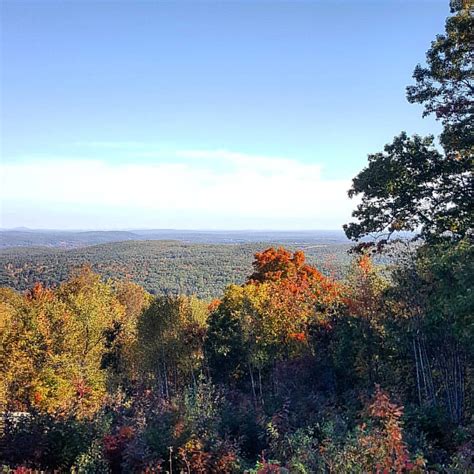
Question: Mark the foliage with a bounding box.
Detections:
[137,294,208,395]
[1,268,126,416]
[206,248,341,397]
[0,243,471,472]
[344,131,472,244]
[1,411,101,471]
[323,254,391,392]
[406,1,473,157]
[386,238,473,423]
[0,240,351,299]
[320,387,426,473]
[344,4,473,245]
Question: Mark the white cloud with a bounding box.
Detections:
[1,150,355,229]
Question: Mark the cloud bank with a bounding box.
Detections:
[1,150,354,229]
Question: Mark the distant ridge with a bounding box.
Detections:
[0,228,350,250]
[0,229,139,249]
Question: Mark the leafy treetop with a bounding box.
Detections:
[344,4,473,246]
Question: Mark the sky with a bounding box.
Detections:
[1,0,448,230]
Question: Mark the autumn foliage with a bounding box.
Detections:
[1,242,471,472]
[359,386,424,473]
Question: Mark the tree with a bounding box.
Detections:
[344,133,456,242]
[329,255,390,390]
[205,283,269,391]
[321,386,425,472]
[344,4,473,245]
[53,268,126,416]
[101,281,153,390]
[206,248,342,403]
[0,268,126,416]
[137,295,208,396]
[248,247,321,284]
[343,1,473,429]
[406,1,473,157]
[387,239,473,423]
[0,287,38,411]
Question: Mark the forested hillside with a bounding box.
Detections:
[0,240,352,298]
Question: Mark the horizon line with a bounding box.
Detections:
[1,227,347,233]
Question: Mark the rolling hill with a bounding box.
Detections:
[0,239,352,298]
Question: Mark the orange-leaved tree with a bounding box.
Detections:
[206,247,342,402]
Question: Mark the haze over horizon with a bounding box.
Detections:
[1,226,348,233]
[1,0,447,229]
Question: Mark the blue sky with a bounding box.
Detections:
[1,0,447,230]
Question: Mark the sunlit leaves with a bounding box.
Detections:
[206,248,342,384]
[0,268,129,417]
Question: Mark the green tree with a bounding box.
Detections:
[387,239,473,423]
[343,1,473,427]
[205,283,269,397]
[407,1,473,157]
[344,4,473,245]
[137,294,208,396]
[325,255,390,392]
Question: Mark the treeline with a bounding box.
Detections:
[0,241,351,299]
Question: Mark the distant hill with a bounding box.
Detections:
[131,229,351,245]
[0,240,352,298]
[0,228,351,249]
[0,229,138,249]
